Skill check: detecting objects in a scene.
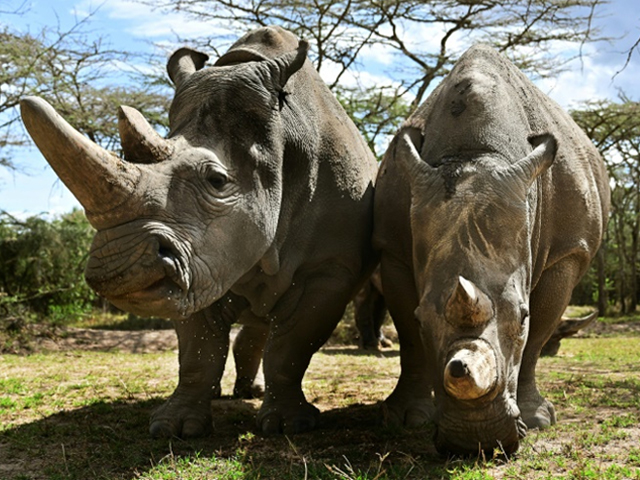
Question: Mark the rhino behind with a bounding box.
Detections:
[374,44,609,455]
[21,26,378,437]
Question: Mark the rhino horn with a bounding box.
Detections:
[445,276,494,327]
[20,96,140,227]
[505,133,557,186]
[167,47,209,88]
[444,340,498,400]
[270,40,309,89]
[118,106,173,163]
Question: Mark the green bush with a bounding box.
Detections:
[0,209,97,324]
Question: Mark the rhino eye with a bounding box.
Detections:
[207,172,228,190]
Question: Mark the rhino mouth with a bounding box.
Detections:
[86,226,193,318]
[433,397,526,456]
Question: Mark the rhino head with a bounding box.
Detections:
[395,127,557,455]
[20,36,309,320]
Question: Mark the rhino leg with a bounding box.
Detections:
[380,257,434,427]
[232,322,268,399]
[257,270,353,435]
[518,254,587,430]
[354,280,388,350]
[149,295,241,438]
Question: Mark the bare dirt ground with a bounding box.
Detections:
[37,326,179,353]
[27,315,637,355]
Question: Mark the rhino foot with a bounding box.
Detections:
[257,401,319,434]
[149,395,213,439]
[233,379,265,399]
[382,398,433,428]
[519,394,556,430]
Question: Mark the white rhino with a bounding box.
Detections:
[373,45,610,455]
[21,26,377,438]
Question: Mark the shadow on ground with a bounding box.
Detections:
[0,396,452,479]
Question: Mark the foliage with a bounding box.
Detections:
[0,209,97,324]
[571,99,640,314]
[0,10,171,169]
[335,84,411,158]
[142,0,605,139]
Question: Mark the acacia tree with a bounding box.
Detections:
[572,99,640,314]
[0,13,171,169]
[141,0,604,156]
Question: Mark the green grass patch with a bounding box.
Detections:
[1,316,640,479]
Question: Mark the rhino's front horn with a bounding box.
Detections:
[444,340,498,401]
[20,96,140,228]
[445,276,493,327]
[119,106,173,163]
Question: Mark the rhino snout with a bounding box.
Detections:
[443,339,498,401]
[85,230,188,300]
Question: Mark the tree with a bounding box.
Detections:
[141,0,605,154]
[572,99,640,314]
[0,11,171,169]
[0,209,97,323]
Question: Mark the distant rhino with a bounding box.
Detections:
[374,45,609,455]
[21,26,377,438]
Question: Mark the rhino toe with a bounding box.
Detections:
[149,418,178,438]
[520,397,556,430]
[257,403,319,435]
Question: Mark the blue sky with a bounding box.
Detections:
[1,0,639,218]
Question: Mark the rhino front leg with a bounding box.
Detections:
[257,270,354,434]
[150,295,242,438]
[232,321,268,398]
[380,256,434,427]
[519,254,587,430]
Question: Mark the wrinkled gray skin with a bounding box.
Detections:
[373,45,610,455]
[20,26,377,437]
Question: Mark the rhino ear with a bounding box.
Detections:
[269,40,309,89]
[508,133,557,186]
[167,47,209,88]
[394,127,438,182]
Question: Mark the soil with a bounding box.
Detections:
[11,314,635,355]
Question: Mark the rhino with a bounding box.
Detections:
[373,44,609,455]
[20,26,378,437]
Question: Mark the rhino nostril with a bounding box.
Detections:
[448,359,469,378]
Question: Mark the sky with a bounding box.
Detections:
[1,0,639,218]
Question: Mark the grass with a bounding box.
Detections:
[1,315,640,479]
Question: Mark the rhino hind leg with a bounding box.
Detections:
[149,298,238,439]
[379,257,434,427]
[354,280,389,350]
[518,254,587,430]
[257,270,355,435]
[232,322,268,399]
